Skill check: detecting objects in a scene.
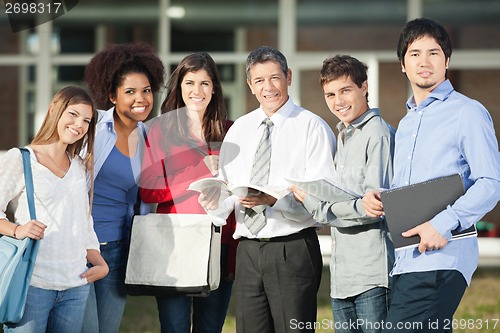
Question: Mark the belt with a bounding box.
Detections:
[241,227,316,243]
[99,240,129,246]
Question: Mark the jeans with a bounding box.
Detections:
[156,244,233,333]
[331,287,390,333]
[3,284,90,333]
[81,241,129,333]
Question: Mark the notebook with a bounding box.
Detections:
[380,174,477,250]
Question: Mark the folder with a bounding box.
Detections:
[380,174,477,250]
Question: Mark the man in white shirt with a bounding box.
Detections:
[200,46,336,332]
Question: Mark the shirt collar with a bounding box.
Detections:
[406,79,454,111]
[336,108,380,132]
[100,106,144,133]
[255,96,294,130]
[99,107,117,133]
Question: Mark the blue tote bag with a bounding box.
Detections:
[0,148,40,324]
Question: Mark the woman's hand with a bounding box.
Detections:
[198,186,221,210]
[203,155,219,176]
[16,220,47,240]
[83,249,109,283]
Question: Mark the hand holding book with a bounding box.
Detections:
[189,177,290,211]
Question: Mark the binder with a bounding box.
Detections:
[380,174,477,250]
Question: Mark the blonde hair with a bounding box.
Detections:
[31,86,98,200]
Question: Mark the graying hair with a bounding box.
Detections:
[245,46,288,79]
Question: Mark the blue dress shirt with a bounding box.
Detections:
[391,80,500,284]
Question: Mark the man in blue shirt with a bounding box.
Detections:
[364,18,500,332]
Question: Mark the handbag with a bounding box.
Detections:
[125,213,221,297]
[0,148,40,324]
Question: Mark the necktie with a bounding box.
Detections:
[244,118,274,235]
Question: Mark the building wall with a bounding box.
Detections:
[0,24,20,150]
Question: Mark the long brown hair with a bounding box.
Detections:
[160,52,227,147]
[31,86,97,185]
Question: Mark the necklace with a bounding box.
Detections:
[40,145,70,177]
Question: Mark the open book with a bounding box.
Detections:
[188,177,290,200]
[380,174,477,250]
[284,176,362,202]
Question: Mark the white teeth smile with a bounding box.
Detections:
[337,106,350,114]
[133,106,147,113]
[68,128,79,136]
[191,98,204,102]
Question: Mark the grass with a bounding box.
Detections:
[119,267,500,333]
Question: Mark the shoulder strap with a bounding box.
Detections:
[18,148,37,220]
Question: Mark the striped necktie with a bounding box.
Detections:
[244,118,274,235]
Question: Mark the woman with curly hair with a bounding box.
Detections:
[81,42,165,333]
[139,52,238,333]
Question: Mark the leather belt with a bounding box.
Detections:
[241,227,316,243]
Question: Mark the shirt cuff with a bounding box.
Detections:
[429,205,460,240]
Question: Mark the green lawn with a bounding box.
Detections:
[119,267,500,333]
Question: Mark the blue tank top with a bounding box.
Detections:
[92,146,139,242]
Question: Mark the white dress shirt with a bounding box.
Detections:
[214,97,336,239]
[0,147,99,290]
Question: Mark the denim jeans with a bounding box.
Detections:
[81,241,129,333]
[331,287,390,333]
[3,284,90,333]
[156,244,233,333]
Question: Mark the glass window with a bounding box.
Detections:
[57,27,94,54]
[57,65,85,83]
[170,0,278,51]
[297,0,406,51]
[423,0,500,49]
[172,29,234,52]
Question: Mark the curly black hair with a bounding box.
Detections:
[84,42,165,110]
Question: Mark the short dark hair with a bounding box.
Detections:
[245,46,288,79]
[397,17,452,66]
[320,55,369,101]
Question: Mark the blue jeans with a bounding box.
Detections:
[331,287,390,333]
[81,241,129,333]
[3,284,90,333]
[156,245,233,333]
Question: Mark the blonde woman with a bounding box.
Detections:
[0,86,108,333]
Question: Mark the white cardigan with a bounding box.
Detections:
[0,147,99,290]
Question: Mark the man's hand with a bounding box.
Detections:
[362,190,384,217]
[289,185,306,203]
[402,221,448,254]
[239,189,277,208]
